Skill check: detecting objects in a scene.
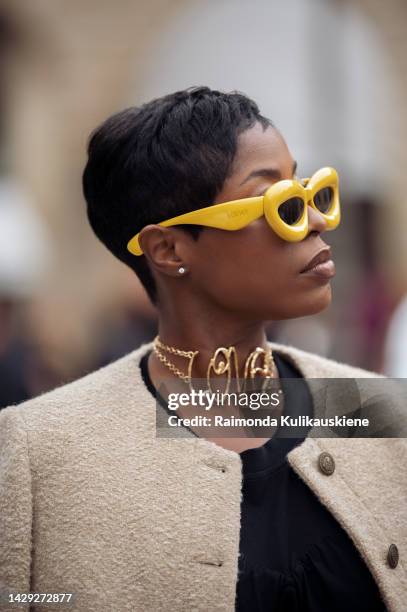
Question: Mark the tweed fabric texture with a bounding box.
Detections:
[0,341,406,611]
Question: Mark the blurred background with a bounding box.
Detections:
[1,0,407,409]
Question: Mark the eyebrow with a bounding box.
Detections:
[240,160,298,185]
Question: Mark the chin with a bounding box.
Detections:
[300,284,332,317]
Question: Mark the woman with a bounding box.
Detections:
[0,87,405,612]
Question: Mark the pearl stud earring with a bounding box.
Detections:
[178,266,186,275]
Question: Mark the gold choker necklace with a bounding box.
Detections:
[153,336,279,394]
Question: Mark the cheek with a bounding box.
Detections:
[192,226,296,300]
[190,227,332,319]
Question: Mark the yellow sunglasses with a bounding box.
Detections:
[127,166,340,256]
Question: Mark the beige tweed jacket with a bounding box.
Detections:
[0,341,406,612]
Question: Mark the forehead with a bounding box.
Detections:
[231,123,294,179]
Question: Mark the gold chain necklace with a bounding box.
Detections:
[152,335,281,394]
[153,337,198,384]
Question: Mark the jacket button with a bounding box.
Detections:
[318,452,335,475]
[387,544,399,569]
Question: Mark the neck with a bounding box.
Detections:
[154,298,270,380]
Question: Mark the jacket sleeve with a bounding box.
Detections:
[0,406,32,609]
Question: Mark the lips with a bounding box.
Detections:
[300,247,335,278]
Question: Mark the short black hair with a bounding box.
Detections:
[82,86,273,303]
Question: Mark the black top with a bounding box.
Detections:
[139,350,385,611]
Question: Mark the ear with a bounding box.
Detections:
[138,225,188,277]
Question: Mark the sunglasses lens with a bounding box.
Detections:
[314,187,334,214]
[278,197,304,225]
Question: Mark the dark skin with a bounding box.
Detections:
[139,123,335,452]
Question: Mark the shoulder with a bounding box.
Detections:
[268,341,384,379]
[0,342,153,433]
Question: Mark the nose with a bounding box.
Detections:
[306,202,327,235]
